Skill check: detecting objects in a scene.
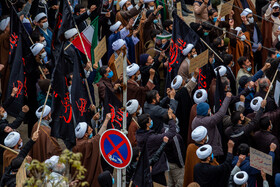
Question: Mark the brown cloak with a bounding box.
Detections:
[115,8,141,27]
[183,144,219,187]
[29,122,62,162]
[0,32,11,101]
[2,150,17,173]
[261,16,273,66]
[127,117,140,147]
[187,104,197,146]
[72,134,103,187]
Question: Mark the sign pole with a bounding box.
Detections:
[117,169,122,187]
[122,55,128,187]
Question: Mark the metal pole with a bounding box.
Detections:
[122,55,128,187]
[117,169,122,187]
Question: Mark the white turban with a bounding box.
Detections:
[126,99,139,114]
[182,44,194,56]
[234,171,248,185]
[235,27,242,36]
[240,8,252,17]
[196,144,212,159]
[214,65,227,77]
[110,21,122,32]
[34,12,47,23]
[36,105,51,119]
[272,2,280,8]
[64,28,78,39]
[112,39,126,51]
[75,122,88,139]
[0,17,10,31]
[250,96,263,112]
[119,0,128,8]
[191,126,207,142]
[45,155,59,169]
[144,0,155,3]
[30,43,44,56]
[4,132,20,148]
[171,75,183,90]
[127,63,139,77]
[194,89,208,104]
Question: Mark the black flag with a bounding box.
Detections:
[167,14,205,88]
[198,61,216,90]
[51,43,75,149]
[71,51,88,124]
[214,70,225,113]
[104,87,126,129]
[132,143,153,187]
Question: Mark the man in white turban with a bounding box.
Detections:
[126,99,141,147]
[30,105,62,162]
[72,113,111,185]
[194,140,236,186]
[178,44,197,82]
[127,63,155,107]
[30,43,47,64]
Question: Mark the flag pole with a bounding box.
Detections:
[0,144,19,154]
[264,68,278,100]
[36,84,52,132]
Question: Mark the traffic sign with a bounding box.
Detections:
[100,129,132,169]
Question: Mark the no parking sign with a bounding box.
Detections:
[100,129,132,169]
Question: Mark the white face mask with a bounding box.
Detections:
[42,21,49,30]
[136,74,141,81]
[49,117,52,123]
[248,17,254,23]
[19,141,23,149]
[240,35,246,41]
[42,40,47,47]
[40,51,47,59]
[193,54,197,58]
[127,5,133,11]
[2,111,7,120]
[206,135,209,143]
[137,107,142,116]
[149,6,155,10]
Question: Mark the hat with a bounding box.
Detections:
[240,8,252,16]
[119,0,128,8]
[239,75,252,88]
[196,144,212,159]
[171,75,183,90]
[182,44,194,56]
[194,89,208,104]
[75,122,88,139]
[112,39,126,51]
[234,171,248,185]
[4,132,20,148]
[0,17,10,31]
[34,12,47,23]
[45,155,59,169]
[235,27,242,36]
[272,2,280,8]
[140,54,150,66]
[250,96,263,112]
[197,102,209,116]
[191,126,207,142]
[214,65,227,77]
[35,105,51,119]
[64,28,78,39]
[110,21,122,32]
[38,79,51,93]
[30,43,44,56]
[127,63,139,77]
[126,99,139,114]
[144,0,154,2]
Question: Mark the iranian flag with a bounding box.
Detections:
[72,16,99,61]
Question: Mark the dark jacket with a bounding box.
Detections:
[0,139,35,187]
[136,120,177,175]
[225,66,237,96]
[164,133,185,167]
[254,90,277,113]
[194,152,233,187]
[144,97,178,133]
[240,22,262,45]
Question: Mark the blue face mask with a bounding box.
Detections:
[112,177,115,185]
[212,58,215,64]
[210,153,214,162]
[107,71,113,78]
[204,32,209,36]
[277,53,280,58]
[88,133,93,139]
[149,120,153,128]
[153,19,158,24]
[114,0,118,5]
[246,67,252,72]
[213,17,218,23]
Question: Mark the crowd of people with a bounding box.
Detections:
[1,0,280,186]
